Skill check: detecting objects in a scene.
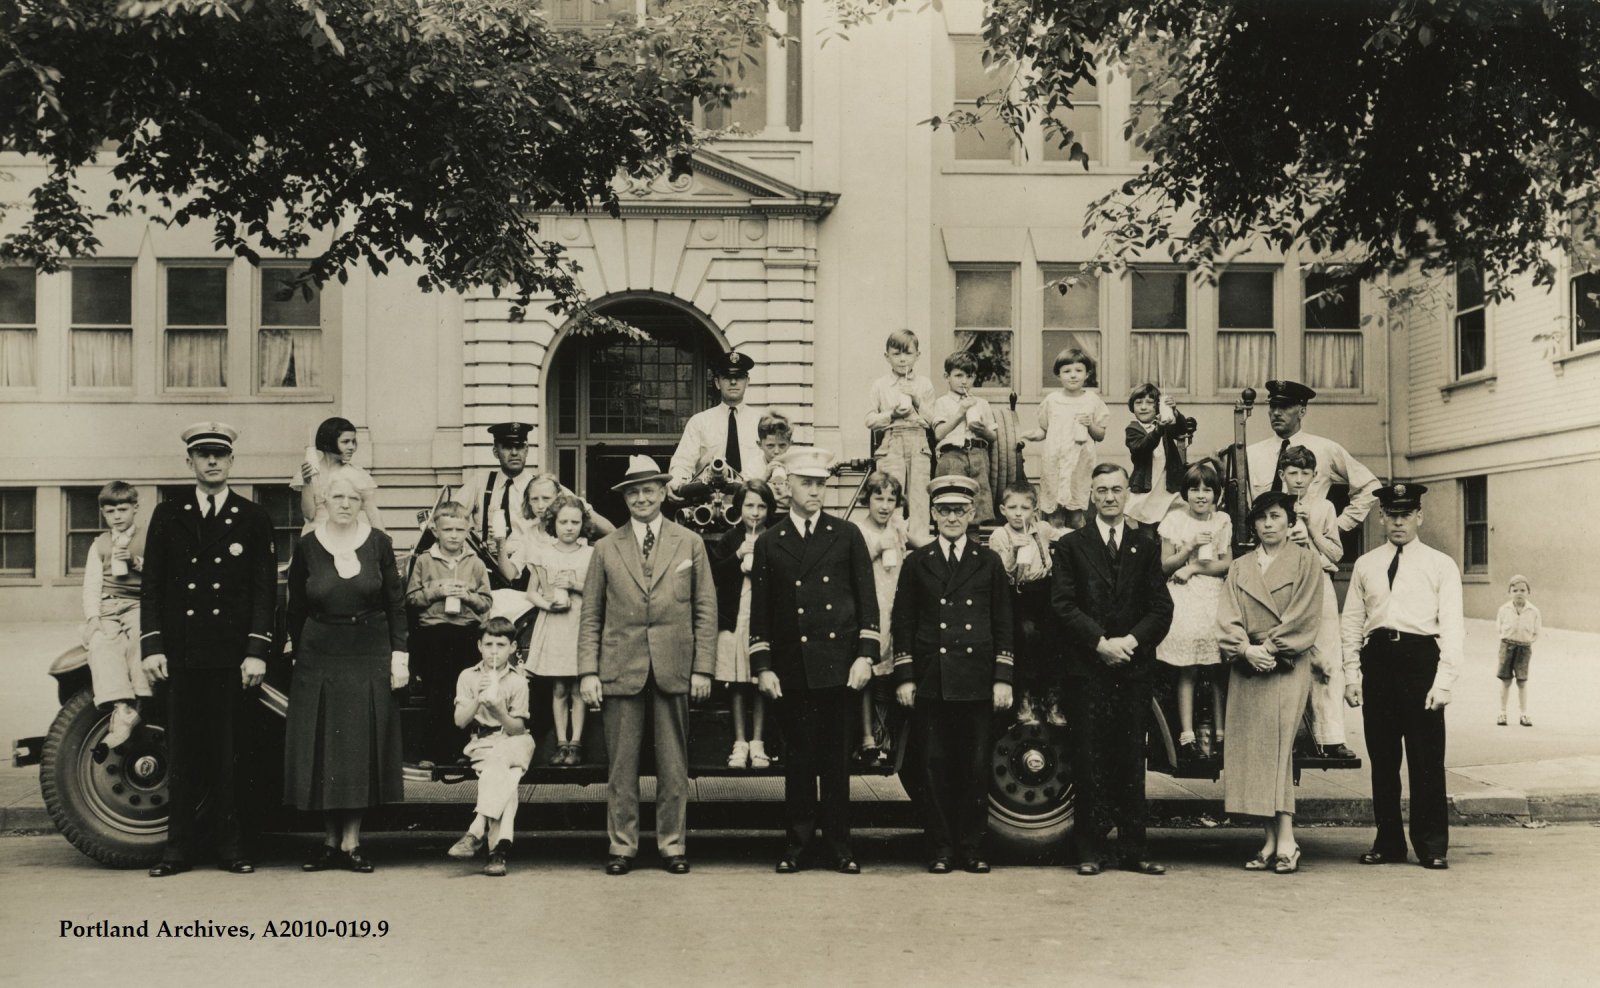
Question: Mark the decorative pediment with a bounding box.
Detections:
[610,149,837,220]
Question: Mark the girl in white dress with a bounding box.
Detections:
[292,416,384,533]
[1156,461,1235,763]
[1022,348,1109,530]
[853,472,907,765]
[524,495,594,766]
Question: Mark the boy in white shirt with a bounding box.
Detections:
[80,481,150,749]
[1495,575,1541,727]
[930,351,998,524]
[448,617,535,876]
[864,330,936,547]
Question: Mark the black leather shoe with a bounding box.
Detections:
[1177,740,1199,766]
[1360,849,1404,865]
[483,842,510,877]
[148,861,190,878]
[222,859,255,874]
[1119,859,1167,876]
[1318,743,1359,760]
[303,845,345,872]
[927,858,952,874]
[664,855,690,874]
[605,855,633,876]
[345,847,375,873]
[963,859,991,874]
[1420,857,1449,870]
[1076,861,1103,876]
[836,858,861,874]
[775,857,800,874]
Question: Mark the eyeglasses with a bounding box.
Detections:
[933,504,972,517]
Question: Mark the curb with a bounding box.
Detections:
[0,805,53,833]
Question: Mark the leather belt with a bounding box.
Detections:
[938,439,990,452]
[1369,628,1438,644]
[310,610,383,625]
[471,724,503,739]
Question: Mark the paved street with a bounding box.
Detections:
[1,827,1596,987]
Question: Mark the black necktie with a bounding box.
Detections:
[203,494,216,520]
[642,525,655,559]
[800,517,812,539]
[945,539,961,571]
[1387,543,1402,587]
[1106,528,1120,572]
[726,408,742,473]
[1270,438,1290,493]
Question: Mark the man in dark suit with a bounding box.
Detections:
[1050,462,1174,876]
[140,423,278,877]
[750,446,880,874]
[577,456,718,876]
[892,475,1014,874]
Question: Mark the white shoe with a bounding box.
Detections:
[748,740,771,769]
[104,703,140,749]
[1016,697,1039,726]
[448,833,484,859]
[728,740,751,768]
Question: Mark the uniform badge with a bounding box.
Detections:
[229,543,244,556]
[1394,484,1407,497]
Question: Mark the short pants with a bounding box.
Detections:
[1495,640,1532,682]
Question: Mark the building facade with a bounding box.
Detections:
[2,1,1593,627]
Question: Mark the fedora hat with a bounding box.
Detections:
[611,455,672,491]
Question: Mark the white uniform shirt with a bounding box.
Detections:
[1246,430,1380,531]
[460,468,536,540]
[1339,538,1465,694]
[669,402,766,488]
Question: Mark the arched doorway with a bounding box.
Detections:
[546,295,724,524]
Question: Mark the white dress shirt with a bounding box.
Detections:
[940,534,968,564]
[1094,516,1126,552]
[630,516,663,555]
[669,402,767,488]
[1496,602,1541,644]
[1246,429,1380,531]
[194,486,231,516]
[462,467,536,540]
[1339,538,1465,694]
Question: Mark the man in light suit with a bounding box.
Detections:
[578,456,718,876]
[1050,463,1174,877]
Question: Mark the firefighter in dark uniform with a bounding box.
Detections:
[749,446,880,874]
[140,423,278,877]
[891,475,1014,874]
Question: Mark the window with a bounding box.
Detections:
[1129,269,1189,391]
[1453,266,1487,377]
[1041,266,1101,389]
[1042,75,1101,164]
[953,35,1012,162]
[0,266,37,387]
[258,265,322,391]
[70,264,134,389]
[701,35,767,133]
[0,489,36,576]
[953,268,1015,388]
[1128,57,1176,162]
[1304,271,1363,390]
[1461,475,1488,573]
[254,485,304,568]
[164,266,229,389]
[64,487,105,574]
[546,0,633,26]
[1216,270,1276,389]
[1570,270,1600,349]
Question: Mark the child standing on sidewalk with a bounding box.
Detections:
[865,330,935,547]
[1496,575,1541,727]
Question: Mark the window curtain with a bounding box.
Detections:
[1305,331,1362,390]
[1216,331,1275,389]
[165,330,227,388]
[258,328,320,389]
[955,329,1014,387]
[1129,332,1188,390]
[71,329,131,387]
[0,329,36,387]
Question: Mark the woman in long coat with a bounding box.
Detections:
[1216,491,1324,874]
[284,474,408,873]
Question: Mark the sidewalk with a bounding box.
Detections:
[5,618,1599,833]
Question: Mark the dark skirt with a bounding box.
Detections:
[284,615,404,811]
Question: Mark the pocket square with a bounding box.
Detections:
[675,558,693,573]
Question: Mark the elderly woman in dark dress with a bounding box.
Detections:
[284,474,408,873]
[1216,491,1324,874]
